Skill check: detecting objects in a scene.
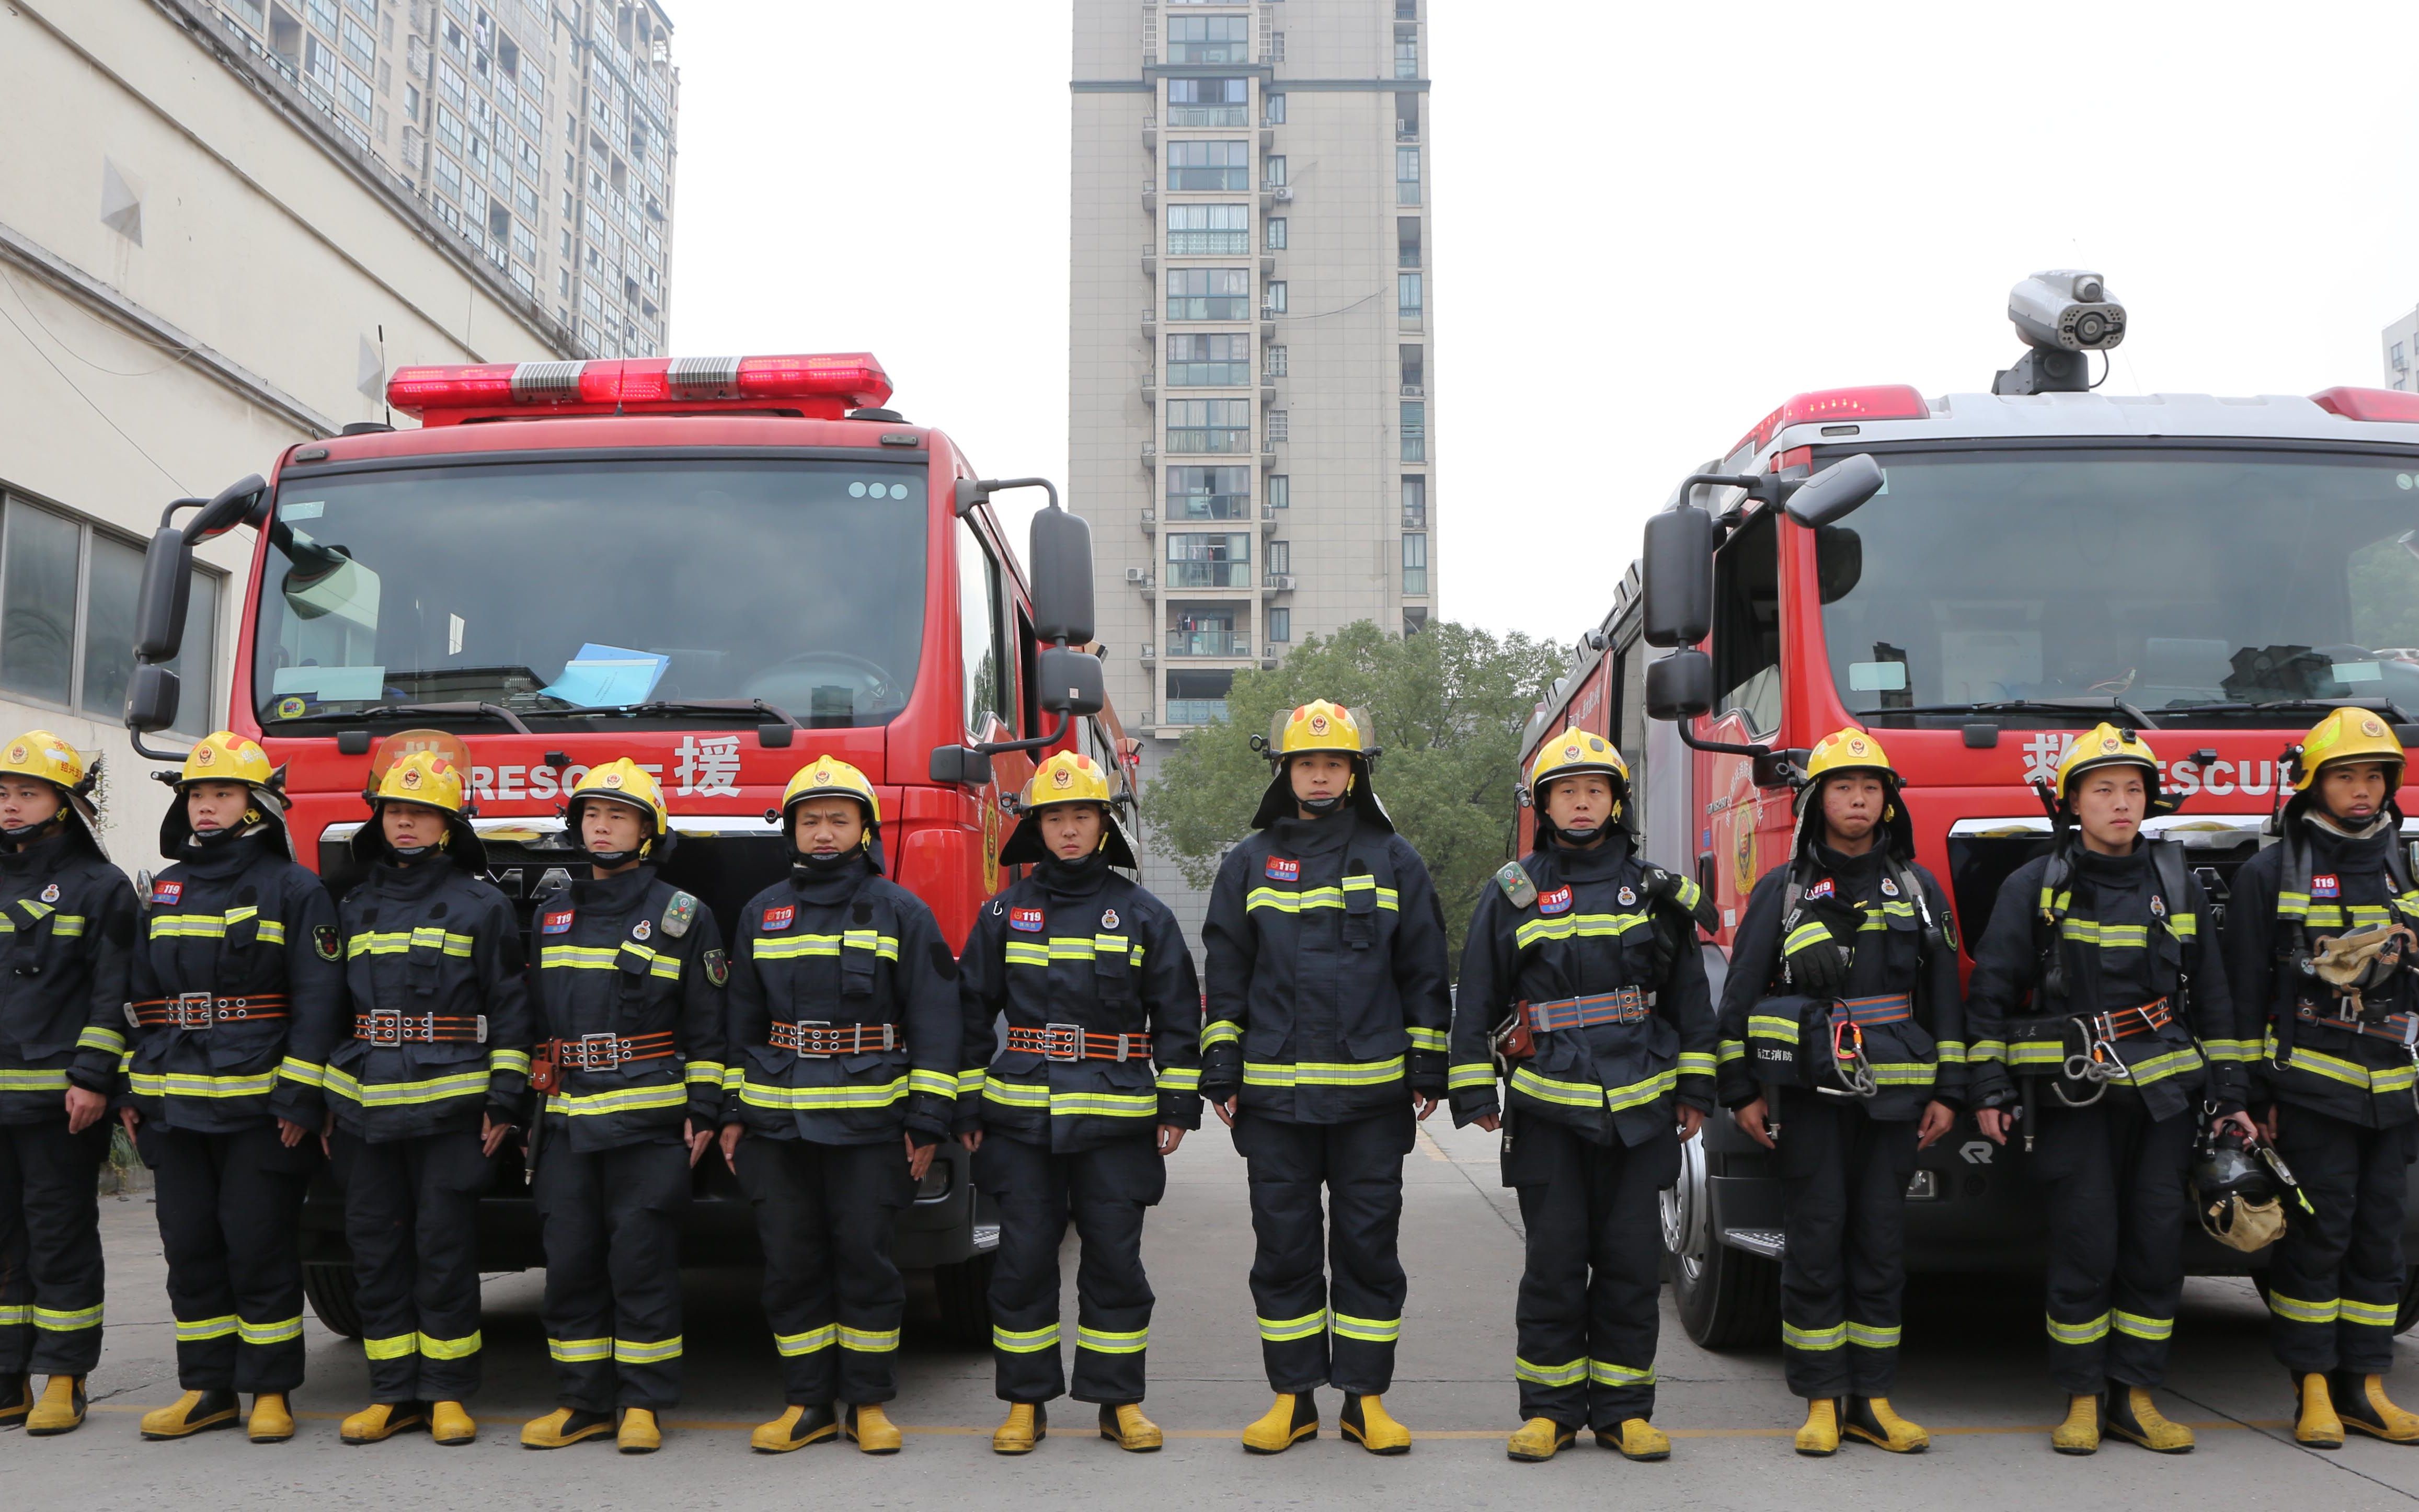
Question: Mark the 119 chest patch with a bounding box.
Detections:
[1537,886,1574,917]
[1009,907,1046,933]
[761,906,795,933]
[1264,857,1300,882]
[2312,874,2342,899]
[540,910,575,934]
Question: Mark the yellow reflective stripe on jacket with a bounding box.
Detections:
[1257,1309,1327,1343]
[349,927,477,959]
[76,1026,125,1055]
[2264,1029,2418,1094]
[1448,1061,1496,1090]
[981,1077,1158,1118]
[0,1069,71,1092]
[31,1303,101,1331]
[1509,1064,1678,1112]
[1514,1355,1587,1386]
[545,1083,691,1116]
[612,1336,682,1364]
[1968,1038,2008,1064]
[1245,884,1402,914]
[490,1048,531,1076]
[689,1059,728,1087]
[1156,1066,1200,1093]
[1747,1014,1801,1040]
[2046,1312,2110,1345]
[1782,1322,1845,1351]
[993,1322,1059,1353]
[1516,911,1651,950]
[127,1070,277,1098]
[1677,1050,1717,1078]
[736,1076,910,1111]
[907,1068,960,1100]
[547,1336,611,1362]
[956,1068,988,1095]
[836,1324,897,1353]
[1242,1056,1405,1087]
[1716,1040,1747,1064]
[1002,934,1145,967]
[2200,1037,2258,1064]
[2057,919,2149,948]
[1934,1039,1968,1064]
[151,914,288,944]
[1406,1025,1448,1053]
[751,932,900,963]
[1077,1324,1149,1354]
[1200,1020,1241,1050]
[536,943,681,980]
[1590,1358,1655,1384]
[277,1057,326,1089]
[2128,1045,2204,1086]
[774,1324,836,1356]
[326,1067,494,1107]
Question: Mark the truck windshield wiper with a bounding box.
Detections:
[1859,696,2161,730]
[2155,697,2414,724]
[553,698,803,728]
[269,701,534,734]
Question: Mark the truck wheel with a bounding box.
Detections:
[1661,1138,1781,1349]
[932,1251,996,1349]
[303,1262,364,1339]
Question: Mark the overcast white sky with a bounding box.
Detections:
[672,1,2419,652]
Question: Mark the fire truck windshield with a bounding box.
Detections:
[251,457,930,729]
[1819,446,2419,727]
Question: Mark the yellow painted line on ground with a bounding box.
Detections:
[1416,1125,1454,1163]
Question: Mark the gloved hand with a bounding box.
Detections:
[1639,866,1718,933]
[1782,897,1856,997]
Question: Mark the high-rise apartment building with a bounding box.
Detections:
[1072,0,1437,937]
[192,0,678,357]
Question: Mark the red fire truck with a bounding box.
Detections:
[1519,274,2419,1346]
[121,352,1123,1342]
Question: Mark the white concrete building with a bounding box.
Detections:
[2385,307,2418,392]
[1,0,581,862]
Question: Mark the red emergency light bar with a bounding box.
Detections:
[1729,384,1930,462]
[2311,386,2419,424]
[385,353,894,425]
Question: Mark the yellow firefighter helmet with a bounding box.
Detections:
[1526,730,1629,801]
[370,749,471,815]
[1022,750,1114,811]
[2052,722,2165,806]
[568,758,668,831]
[782,755,881,827]
[2290,707,2405,794]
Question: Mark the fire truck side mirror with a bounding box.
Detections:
[1782,453,1885,530]
[1645,649,1714,722]
[929,744,995,789]
[1642,507,1714,648]
[1036,646,1106,718]
[133,524,196,662]
[125,663,182,735]
[1029,504,1097,646]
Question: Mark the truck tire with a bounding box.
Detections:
[1662,1138,1782,1349]
[932,1251,996,1349]
[303,1261,364,1339]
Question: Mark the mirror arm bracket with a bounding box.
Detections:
[128,728,192,762]
[975,707,1072,760]
[1674,713,1772,762]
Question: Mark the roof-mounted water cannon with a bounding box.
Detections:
[1993,270,2126,396]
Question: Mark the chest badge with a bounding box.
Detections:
[2311,874,2341,900]
[632,919,652,942]
[2150,894,2167,917]
[541,909,575,934]
[1806,878,1836,901]
[1265,857,1300,882]
[151,880,183,907]
[39,883,60,903]
[1539,886,1575,917]
[1010,907,1045,932]
[1100,907,1119,930]
[761,905,795,933]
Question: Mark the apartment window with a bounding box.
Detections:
[1167,76,1248,127]
[1263,155,1286,189]
[1264,344,1288,377]
[1263,280,1287,314]
[225,0,267,26]
[1268,607,1291,643]
[341,14,375,66]
[1167,15,1247,64]
[1402,474,1427,527]
[1265,216,1287,251]
[1167,268,1251,321]
[1167,605,1244,658]
[434,153,463,200]
[1398,273,1424,329]
[1267,475,1290,510]
[1166,203,1249,255]
[341,64,374,120]
[1165,669,1233,726]
[1264,93,1286,124]
[1397,147,1422,206]
[1166,466,1252,521]
[1396,92,1419,139]
[1167,140,1249,191]
[1267,540,1291,576]
[1167,399,1252,454]
[1165,531,1251,588]
[439,59,466,105]
[1400,345,1424,393]
[1404,607,1429,636]
[2398,342,2410,369]
[1401,400,1427,462]
[305,0,338,33]
[1398,216,1421,268]
[304,33,338,88]
[1402,532,1429,595]
[1167,334,1251,386]
[1395,30,1419,79]
[1266,409,1289,444]
[1397,0,1419,17]
[0,495,218,730]
[405,82,422,121]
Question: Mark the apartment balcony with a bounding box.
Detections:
[1139,506,1156,533]
[1260,505,1280,534]
[1139,642,1156,665]
[1142,117,1157,151]
[1259,124,1275,150]
[1139,441,1158,469]
[1141,181,1156,213]
[1141,251,1156,278]
[1140,372,1157,404]
[1258,438,1280,469]
[1259,376,1278,405]
[1141,308,1157,340]
[1166,632,1251,658]
[1260,254,1275,277]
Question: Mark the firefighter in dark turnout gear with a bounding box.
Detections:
[1715,729,1964,1457]
[1451,730,1717,1463]
[2222,708,2419,1447]
[0,732,133,1437]
[1967,724,2246,1456]
[719,755,958,1456]
[958,750,1202,1454]
[1200,700,1452,1456]
[330,748,533,1448]
[125,732,345,1445]
[520,760,726,1455]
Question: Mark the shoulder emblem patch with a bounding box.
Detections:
[761,904,795,933]
[1264,856,1300,882]
[1538,886,1574,916]
[702,948,729,988]
[314,924,342,962]
[2311,874,2341,900]
[151,880,183,907]
[1493,860,1537,910]
[1009,907,1045,932]
[660,890,697,940]
[541,909,575,934]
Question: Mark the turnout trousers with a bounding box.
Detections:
[0,1119,108,1376]
[532,1135,689,1412]
[1233,1103,1413,1395]
[1506,1110,1675,1428]
[978,1130,1165,1405]
[733,1135,913,1406]
[330,1129,494,1403]
[1777,1090,1920,1400]
[2031,1095,2193,1393]
[2267,1107,2417,1376]
[139,1121,314,1393]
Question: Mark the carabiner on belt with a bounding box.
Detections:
[1829,1014,1877,1099]
[2054,1014,2125,1105]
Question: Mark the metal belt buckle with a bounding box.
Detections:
[579,1030,623,1070]
[475,1014,489,1045]
[366,1008,404,1047]
[170,991,215,1029]
[795,1020,833,1059]
[1109,1031,1135,1063]
[873,1022,896,1052]
[1040,1022,1085,1062]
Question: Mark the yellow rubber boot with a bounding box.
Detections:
[1794,1398,1841,1457]
[1844,1396,1929,1453]
[2104,1388,2193,1453]
[1602,1418,1671,1461]
[1,1373,31,1427]
[339,1402,426,1445]
[519,1406,614,1449]
[2050,1393,2099,1455]
[1099,1402,1162,1452]
[140,1389,239,1440]
[1506,1416,1575,1462]
[2336,1373,2419,1444]
[430,1401,476,1446]
[992,1402,1047,1454]
[2296,1373,2346,1448]
[617,1407,662,1454]
[751,1404,838,1453]
[247,1392,295,1444]
[1340,1393,1412,1454]
[1242,1391,1319,1453]
[843,1403,903,1454]
[25,1376,88,1436]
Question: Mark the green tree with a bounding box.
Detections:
[1144,619,1566,967]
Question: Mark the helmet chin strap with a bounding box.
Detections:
[0,813,62,846]
[1298,793,1345,817]
[793,848,856,875]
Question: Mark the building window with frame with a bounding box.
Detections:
[1165,531,1251,588]
[1167,14,1248,65]
[1395,90,1418,138]
[1167,333,1251,386]
[1395,28,1419,79]
[1264,344,1288,377]
[1263,92,1286,124]
[1401,400,1426,462]
[1166,76,1248,127]
[1166,465,1252,521]
[1397,146,1421,206]
[1167,398,1253,454]
[0,494,219,730]
[1398,272,1424,329]
[1268,607,1291,643]
[1167,140,1249,191]
[1402,474,1427,527]
[1263,280,1287,315]
[1265,216,1287,251]
[1263,155,1286,189]
[1267,539,1291,576]
[1167,268,1252,321]
[1398,216,1420,268]
[1167,203,1249,256]
[1164,668,1234,725]
[1403,606,1429,636]
[1402,532,1429,596]
[1267,474,1290,509]
[1400,344,1424,393]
